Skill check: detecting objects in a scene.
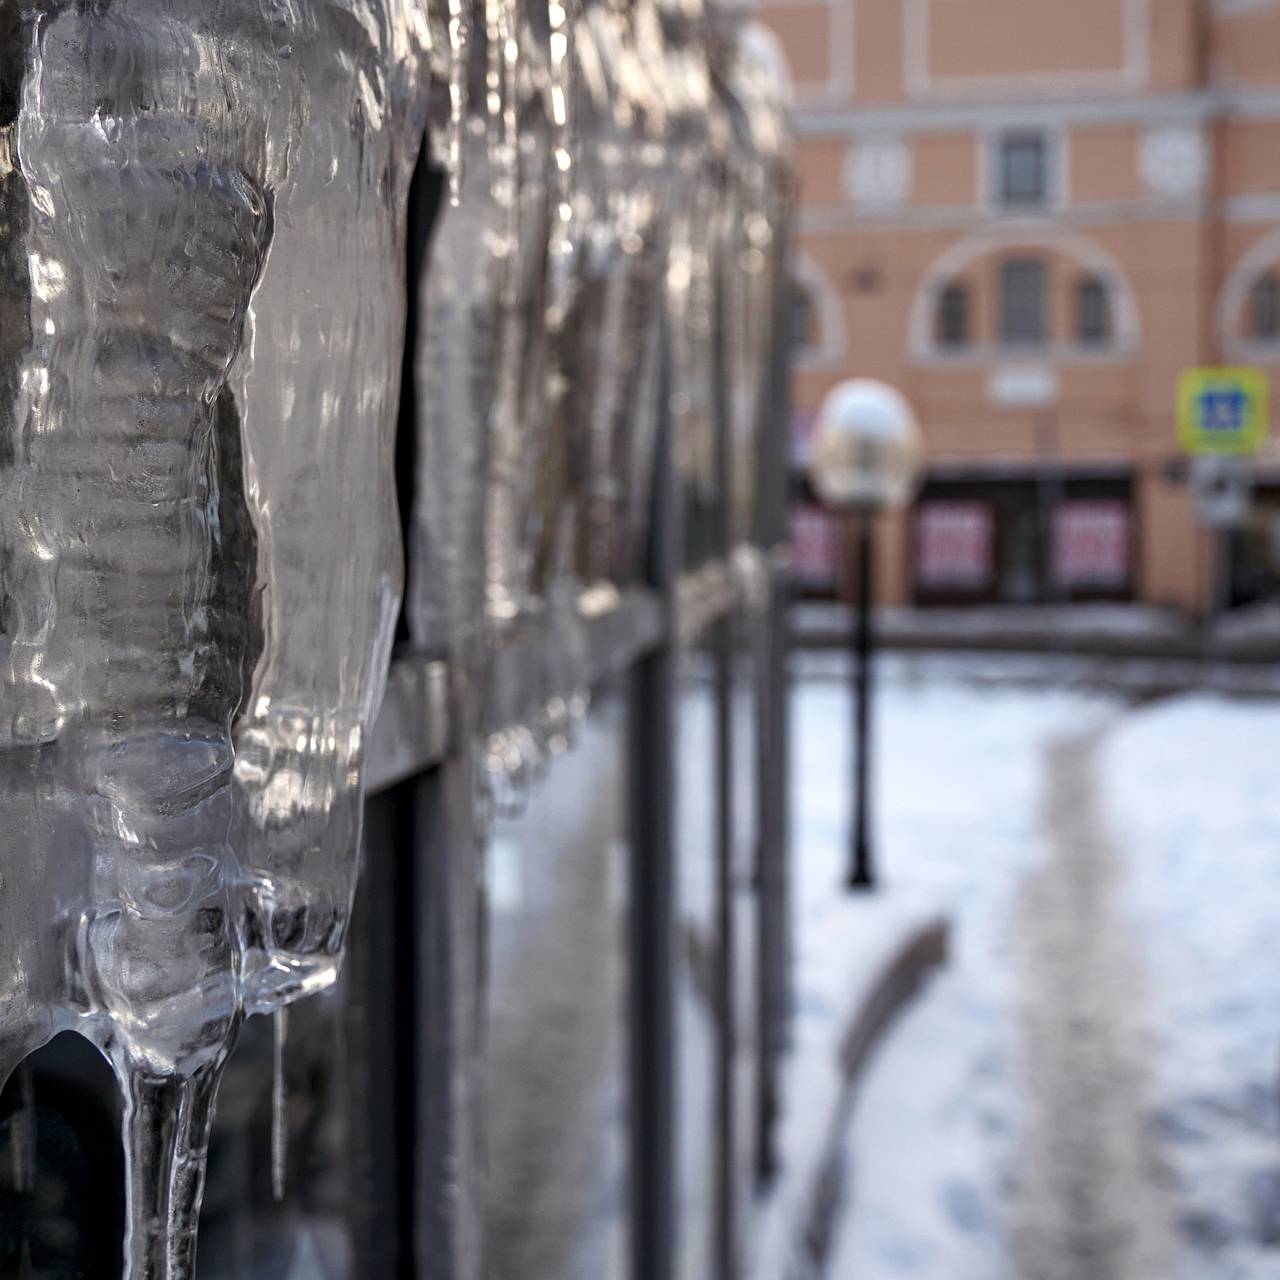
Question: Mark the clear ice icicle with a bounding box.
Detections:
[119,1059,228,1280]
[1,2,430,1276]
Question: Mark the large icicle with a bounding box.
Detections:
[0,3,430,1275]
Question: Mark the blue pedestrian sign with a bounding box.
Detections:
[1178,368,1269,456]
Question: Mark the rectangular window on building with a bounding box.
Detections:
[998,132,1049,207]
[999,258,1047,347]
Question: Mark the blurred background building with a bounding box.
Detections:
[755,0,1280,613]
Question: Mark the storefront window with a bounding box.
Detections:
[791,504,840,593]
[915,501,994,593]
[1051,501,1131,593]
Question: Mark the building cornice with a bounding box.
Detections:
[798,198,1206,234]
[793,87,1280,138]
[798,195,1280,234]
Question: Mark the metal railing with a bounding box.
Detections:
[350,206,795,1280]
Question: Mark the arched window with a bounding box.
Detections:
[1076,275,1111,345]
[790,280,818,354]
[1252,273,1280,342]
[935,282,969,349]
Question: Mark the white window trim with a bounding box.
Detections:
[908,224,1142,362]
[914,341,1140,369]
[792,252,848,371]
[1229,338,1280,364]
[773,0,855,108]
[1217,227,1280,359]
[1215,0,1280,15]
[904,0,1151,99]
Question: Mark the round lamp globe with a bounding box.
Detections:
[809,379,924,513]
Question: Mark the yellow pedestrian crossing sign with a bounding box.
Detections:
[1177,368,1269,456]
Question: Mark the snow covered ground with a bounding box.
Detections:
[791,654,1280,1280]
[1105,698,1280,1279]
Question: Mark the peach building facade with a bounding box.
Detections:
[758,0,1280,612]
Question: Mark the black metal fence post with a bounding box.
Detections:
[755,198,794,1184]
[711,206,739,1280]
[628,317,678,1280]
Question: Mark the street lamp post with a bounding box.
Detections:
[809,381,924,891]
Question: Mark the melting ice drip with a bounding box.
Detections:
[0,2,429,1275]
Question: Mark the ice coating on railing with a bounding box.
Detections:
[709,7,793,551]
[410,0,562,811]
[566,0,657,591]
[1,0,792,1268]
[0,2,428,1274]
[655,0,729,570]
[410,0,697,812]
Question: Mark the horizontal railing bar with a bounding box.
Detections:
[366,654,452,793]
[365,547,787,794]
[677,561,737,648]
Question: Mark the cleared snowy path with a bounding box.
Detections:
[1010,728,1175,1280]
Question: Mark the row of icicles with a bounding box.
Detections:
[0,0,792,1275]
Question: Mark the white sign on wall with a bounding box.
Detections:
[1141,126,1208,199]
[845,136,911,211]
[988,364,1060,407]
[1190,456,1254,530]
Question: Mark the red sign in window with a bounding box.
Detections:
[791,504,839,588]
[789,409,819,468]
[915,502,994,589]
[1052,500,1130,589]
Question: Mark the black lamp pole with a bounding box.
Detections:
[812,379,920,892]
[849,509,875,891]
